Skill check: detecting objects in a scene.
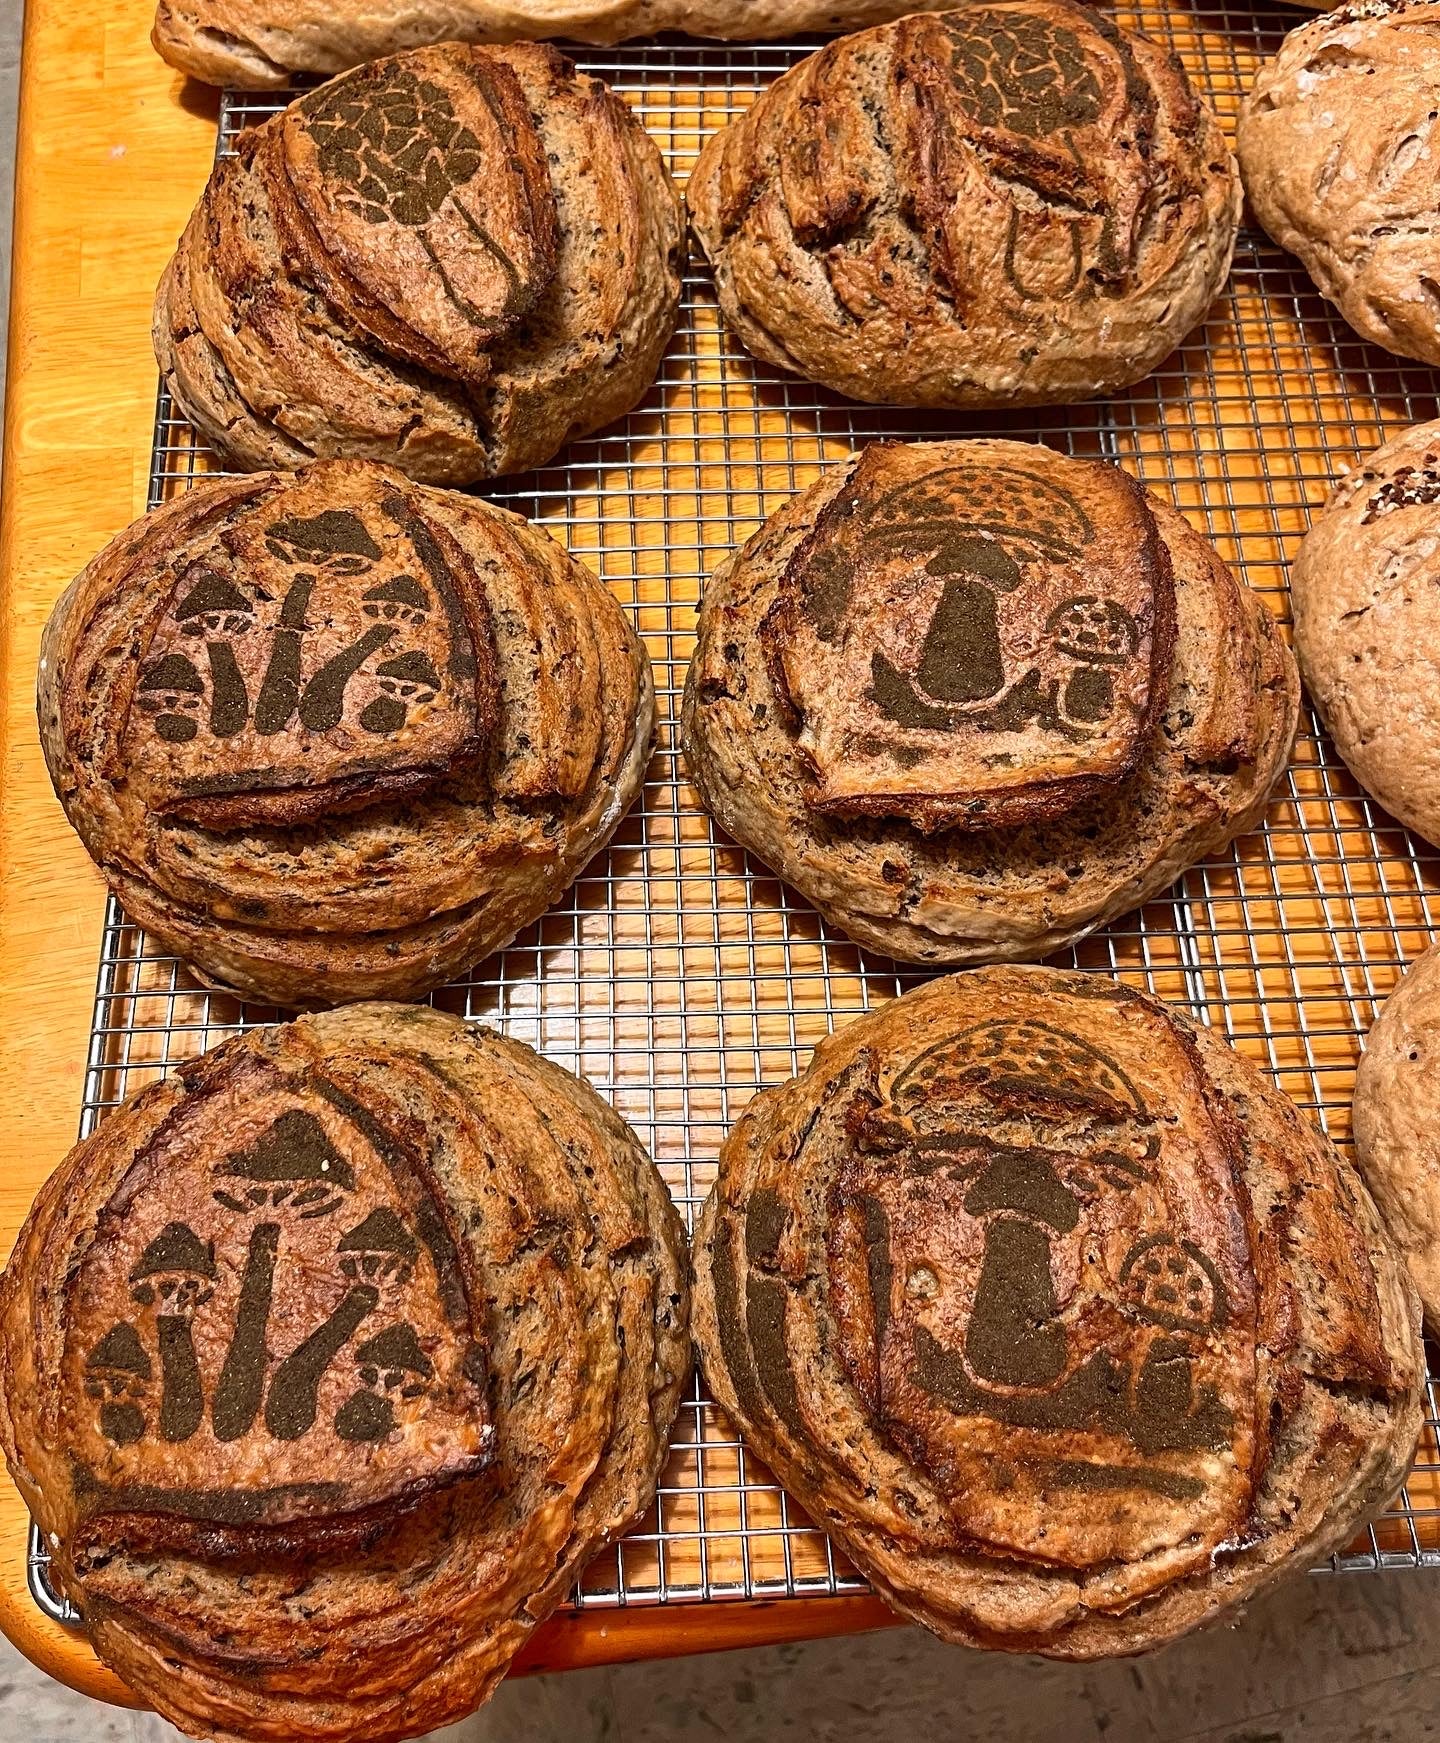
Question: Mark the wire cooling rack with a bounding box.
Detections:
[28,2,1440,1627]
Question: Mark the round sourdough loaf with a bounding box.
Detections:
[1291,418,1440,847]
[681,440,1299,964]
[686,2,1240,408]
[1239,0,1440,367]
[38,459,654,1007]
[1355,942,1440,1333]
[154,43,683,485]
[0,1003,689,1741]
[693,967,1424,1658]
[151,1,954,88]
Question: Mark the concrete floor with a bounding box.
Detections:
[3,7,1440,1741]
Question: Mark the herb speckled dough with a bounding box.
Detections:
[1355,940,1440,1333]
[1239,0,1440,368]
[1290,418,1440,847]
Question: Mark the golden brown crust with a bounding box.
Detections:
[681,440,1299,965]
[687,4,1240,408]
[1238,0,1440,368]
[0,1004,691,1741]
[154,43,684,486]
[692,967,1424,1657]
[39,459,654,1008]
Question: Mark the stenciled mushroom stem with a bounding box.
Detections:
[156,1314,204,1442]
[265,1284,380,1441]
[213,1221,280,1442]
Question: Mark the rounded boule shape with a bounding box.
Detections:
[687,2,1240,408]
[39,458,654,1007]
[0,1002,690,1739]
[693,966,1424,1657]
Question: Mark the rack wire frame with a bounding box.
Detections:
[27,2,1440,1629]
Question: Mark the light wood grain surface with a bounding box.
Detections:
[0,0,902,1709]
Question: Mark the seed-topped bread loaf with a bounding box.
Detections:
[687,3,1240,408]
[1238,0,1440,368]
[0,1003,690,1741]
[154,43,683,485]
[39,459,653,1007]
[693,967,1424,1657]
[681,440,1298,963]
[152,0,952,88]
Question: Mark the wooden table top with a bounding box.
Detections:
[0,0,900,1708]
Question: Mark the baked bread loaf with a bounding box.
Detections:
[1291,418,1440,846]
[681,440,1299,964]
[1355,942,1440,1333]
[687,3,1240,408]
[1239,0,1440,367]
[153,1,951,87]
[39,458,653,1007]
[693,966,1424,1657]
[154,43,683,485]
[0,1002,690,1741]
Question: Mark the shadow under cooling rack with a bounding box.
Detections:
[28,5,1440,1629]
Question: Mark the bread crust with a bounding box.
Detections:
[687,3,1240,408]
[1355,941,1440,1333]
[151,1,954,87]
[1290,417,1440,847]
[681,440,1299,965]
[38,459,655,1007]
[1238,0,1440,367]
[154,43,684,486]
[692,966,1424,1658]
[0,1003,690,1741]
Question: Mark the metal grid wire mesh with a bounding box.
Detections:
[27,1,1440,1627]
